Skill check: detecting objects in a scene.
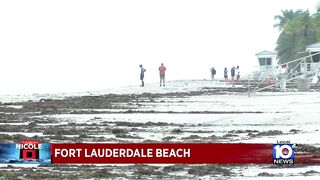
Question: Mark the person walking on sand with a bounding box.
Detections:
[211,67,216,80]
[236,65,240,81]
[139,64,146,87]
[231,66,235,81]
[159,63,166,87]
[224,67,228,82]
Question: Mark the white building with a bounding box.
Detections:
[255,50,278,80]
[305,42,320,73]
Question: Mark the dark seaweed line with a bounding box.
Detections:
[68,110,273,114]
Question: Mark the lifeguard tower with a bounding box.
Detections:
[305,42,320,73]
[250,44,320,94]
[255,50,277,80]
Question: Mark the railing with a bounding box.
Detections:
[248,52,320,96]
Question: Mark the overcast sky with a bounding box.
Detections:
[0,0,319,94]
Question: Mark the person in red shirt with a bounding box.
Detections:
[159,63,166,87]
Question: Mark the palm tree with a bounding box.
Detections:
[274,10,318,65]
[274,10,302,31]
[313,3,320,40]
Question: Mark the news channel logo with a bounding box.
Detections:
[0,140,51,164]
[273,144,296,164]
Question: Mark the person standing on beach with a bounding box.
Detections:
[211,67,216,80]
[236,65,240,81]
[159,63,166,87]
[231,66,235,81]
[139,64,146,87]
[224,67,228,82]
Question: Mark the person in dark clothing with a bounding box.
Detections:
[139,65,146,87]
[211,67,216,80]
[231,67,236,81]
[224,67,228,82]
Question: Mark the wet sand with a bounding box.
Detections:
[1,80,320,179]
